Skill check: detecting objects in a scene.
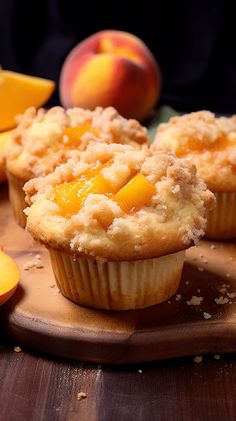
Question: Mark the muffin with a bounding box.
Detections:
[24,142,214,310]
[154,111,236,239]
[5,106,149,227]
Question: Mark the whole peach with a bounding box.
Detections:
[59,30,161,121]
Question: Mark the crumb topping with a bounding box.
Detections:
[6,106,149,180]
[154,111,236,191]
[24,143,214,261]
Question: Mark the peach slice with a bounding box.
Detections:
[0,249,20,305]
[0,68,55,131]
[114,173,156,212]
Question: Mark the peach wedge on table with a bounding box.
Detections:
[0,249,20,305]
[0,68,55,131]
[59,30,161,121]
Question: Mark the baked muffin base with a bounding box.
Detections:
[6,172,27,228]
[206,192,236,239]
[48,248,185,310]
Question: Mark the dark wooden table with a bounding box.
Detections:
[1,334,236,421]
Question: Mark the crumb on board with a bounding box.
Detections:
[197,267,204,272]
[138,369,143,374]
[214,355,221,360]
[214,296,229,305]
[227,292,236,299]
[77,392,87,401]
[175,294,181,301]
[14,346,21,353]
[186,296,203,306]
[203,312,212,320]
[210,244,216,250]
[23,254,44,270]
[226,273,231,278]
[185,281,189,285]
[193,355,202,363]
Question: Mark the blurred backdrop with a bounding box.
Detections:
[1,0,236,114]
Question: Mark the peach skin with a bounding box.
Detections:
[59,30,161,121]
[0,249,20,305]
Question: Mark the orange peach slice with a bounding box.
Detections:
[0,249,20,305]
[0,69,55,131]
[114,173,156,212]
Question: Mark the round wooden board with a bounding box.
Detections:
[1,185,236,364]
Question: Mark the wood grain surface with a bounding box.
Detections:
[2,185,236,364]
[1,336,236,421]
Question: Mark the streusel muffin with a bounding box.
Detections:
[6,106,149,227]
[154,111,236,239]
[24,142,214,310]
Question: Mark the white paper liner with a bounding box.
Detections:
[48,248,185,310]
[6,171,27,228]
[206,192,236,239]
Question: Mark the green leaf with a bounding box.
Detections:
[147,105,179,143]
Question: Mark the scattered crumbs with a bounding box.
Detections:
[210,244,216,250]
[23,254,44,270]
[138,369,143,374]
[185,281,189,285]
[199,254,204,259]
[226,273,231,278]
[197,288,201,293]
[203,312,212,320]
[167,300,171,304]
[53,288,61,296]
[222,284,230,289]
[193,355,202,364]
[218,287,228,294]
[214,354,221,360]
[49,283,56,288]
[227,292,236,299]
[14,346,21,353]
[77,392,87,401]
[198,267,204,272]
[203,259,208,264]
[214,296,229,305]
[175,294,181,301]
[186,296,203,306]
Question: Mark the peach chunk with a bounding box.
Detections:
[59,30,161,121]
[114,173,156,212]
[53,164,113,216]
[0,68,55,131]
[0,249,20,305]
[63,120,98,146]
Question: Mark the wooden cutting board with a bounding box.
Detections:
[1,184,236,364]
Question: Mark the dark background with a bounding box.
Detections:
[1,0,236,114]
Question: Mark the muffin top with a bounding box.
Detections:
[154,111,236,192]
[24,142,214,261]
[6,105,149,181]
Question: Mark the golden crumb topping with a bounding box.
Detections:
[24,143,215,261]
[5,106,149,180]
[154,111,236,191]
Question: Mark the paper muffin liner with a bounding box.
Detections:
[206,192,236,240]
[48,248,185,310]
[6,171,27,228]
